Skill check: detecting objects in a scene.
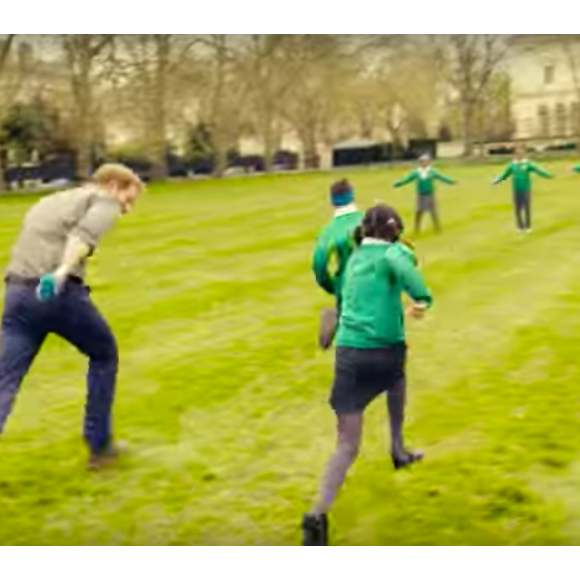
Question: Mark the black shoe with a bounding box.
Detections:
[88,441,127,471]
[302,514,329,546]
[392,450,424,471]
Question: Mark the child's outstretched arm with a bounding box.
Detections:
[433,168,457,186]
[492,164,513,185]
[530,162,553,179]
[394,171,418,189]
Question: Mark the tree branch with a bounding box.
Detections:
[0,34,16,74]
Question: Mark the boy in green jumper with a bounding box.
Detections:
[393,154,456,234]
[303,204,433,546]
[312,179,364,350]
[492,145,553,233]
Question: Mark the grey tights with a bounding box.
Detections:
[312,379,406,515]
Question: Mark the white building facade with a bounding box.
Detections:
[508,35,580,141]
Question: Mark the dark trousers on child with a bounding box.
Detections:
[514,192,531,231]
[0,277,118,453]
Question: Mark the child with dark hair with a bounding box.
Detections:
[312,179,364,350]
[302,204,433,546]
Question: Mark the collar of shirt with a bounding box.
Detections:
[362,238,390,246]
[334,203,358,217]
[83,183,109,198]
[85,184,123,211]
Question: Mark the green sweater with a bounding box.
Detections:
[312,209,364,300]
[394,167,456,196]
[336,240,433,349]
[574,165,580,174]
[494,159,552,195]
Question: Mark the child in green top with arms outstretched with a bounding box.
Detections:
[492,144,553,233]
[393,154,456,235]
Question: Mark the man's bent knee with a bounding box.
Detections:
[90,334,118,367]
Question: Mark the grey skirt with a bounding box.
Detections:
[417,195,436,213]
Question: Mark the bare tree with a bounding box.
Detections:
[349,36,440,150]
[236,35,297,172]
[437,35,510,156]
[114,35,198,179]
[0,35,16,190]
[57,34,115,179]
[0,35,15,75]
[476,72,514,145]
[188,35,249,177]
[280,35,354,168]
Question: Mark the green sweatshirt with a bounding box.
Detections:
[394,166,456,196]
[336,240,433,349]
[573,165,580,174]
[494,159,553,195]
[312,209,365,300]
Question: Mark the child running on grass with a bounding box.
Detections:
[302,204,433,546]
[312,179,364,350]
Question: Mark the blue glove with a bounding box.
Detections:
[36,274,58,302]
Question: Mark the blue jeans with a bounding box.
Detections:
[0,280,118,453]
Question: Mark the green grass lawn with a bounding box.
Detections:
[1,160,580,545]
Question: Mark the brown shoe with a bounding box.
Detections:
[319,307,338,350]
[88,441,127,471]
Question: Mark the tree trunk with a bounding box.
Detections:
[462,102,476,157]
[74,59,93,181]
[300,125,319,169]
[388,122,405,159]
[0,152,6,192]
[263,119,275,173]
[150,88,168,181]
[211,38,229,179]
[575,90,580,151]
[76,91,92,179]
[477,102,487,158]
[149,36,169,181]
[359,110,374,140]
[212,126,229,178]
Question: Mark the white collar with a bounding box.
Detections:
[334,203,358,217]
[362,238,390,246]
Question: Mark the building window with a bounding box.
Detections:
[538,105,551,137]
[555,103,568,136]
[544,65,555,85]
